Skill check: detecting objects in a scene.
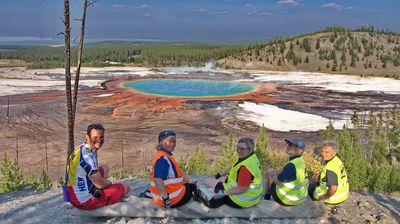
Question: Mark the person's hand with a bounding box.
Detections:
[163,196,171,208]
[214,173,222,179]
[213,189,225,199]
[310,174,319,183]
[189,179,198,185]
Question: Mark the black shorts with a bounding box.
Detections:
[271,183,291,206]
[171,183,194,208]
[308,184,319,201]
[214,182,242,208]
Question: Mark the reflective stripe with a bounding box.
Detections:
[328,189,349,200]
[282,182,308,190]
[150,177,183,187]
[233,194,262,202]
[227,183,262,190]
[319,181,348,190]
[278,187,307,201]
[150,185,185,200]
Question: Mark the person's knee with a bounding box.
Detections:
[204,178,216,188]
[99,165,110,178]
[122,182,130,195]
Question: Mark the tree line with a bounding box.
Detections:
[0,43,250,69]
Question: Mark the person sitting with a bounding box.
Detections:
[264,139,309,206]
[309,141,349,206]
[146,130,197,208]
[63,123,130,210]
[202,137,264,208]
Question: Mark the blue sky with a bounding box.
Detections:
[0,0,399,43]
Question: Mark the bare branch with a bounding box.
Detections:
[57,32,66,37]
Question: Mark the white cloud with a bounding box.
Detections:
[140,4,151,9]
[346,6,354,10]
[112,4,125,9]
[322,2,343,10]
[195,7,206,12]
[212,10,229,15]
[246,10,258,15]
[277,0,299,6]
[243,3,254,7]
[143,13,152,17]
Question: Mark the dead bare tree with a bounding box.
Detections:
[62,0,74,156]
[62,0,95,156]
[72,0,93,119]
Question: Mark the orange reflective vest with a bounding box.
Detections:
[150,150,186,207]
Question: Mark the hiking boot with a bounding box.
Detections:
[139,189,152,199]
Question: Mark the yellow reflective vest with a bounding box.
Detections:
[313,156,349,204]
[275,156,309,205]
[223,153,264,208]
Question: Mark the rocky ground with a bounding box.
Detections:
[0,177,399,224]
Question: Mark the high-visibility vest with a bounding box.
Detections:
[275,156,309,205]
[313,156,349,204]
[150,150,186,207]
[223,153,264,208]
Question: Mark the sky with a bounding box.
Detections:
[0,0,399,43]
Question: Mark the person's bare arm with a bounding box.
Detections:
[224,186,248,195]
[154,178,169,199]
[319,185,337,200]
[89,171,112,189]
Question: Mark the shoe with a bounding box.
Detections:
[264,194,271,200]
[139,189,152,199]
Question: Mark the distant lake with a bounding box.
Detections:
[123,79,254,97]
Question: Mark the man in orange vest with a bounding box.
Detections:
[142,130,197,208]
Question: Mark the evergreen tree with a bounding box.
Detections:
[177,155,187,172]
[305,55,309,63]
[24,170,38,188]
[369,165,390,193]
[0,153,24,193]
[255,125,269,170]
[316,39,320,50]
[322,120,336,140]
[213,132,238,173]
[337,126,369,191]
[185,147,209,175]
[37,169,52,190]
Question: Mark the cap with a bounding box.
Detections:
[285,139,305,151]
[158,130,176,143]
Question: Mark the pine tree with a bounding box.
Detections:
[255,125,269,170]
[177,155,187,172]
[369,165,390,193]
[37,169,52,190]
[213,132,238,173]
[24,170,38,188]
[186,146,209,175]
[337,126,369,191]
[322,120,336,140]
[0,153,24,193]
[316,39,320,50]
[305,55,309,63]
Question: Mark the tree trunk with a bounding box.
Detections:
[72,0,88,119]
[64,0,74,156]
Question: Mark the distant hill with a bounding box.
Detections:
[218,26,400,78]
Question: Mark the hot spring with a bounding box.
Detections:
[123,79,254,97]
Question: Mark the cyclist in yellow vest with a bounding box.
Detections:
[202,137,264,208]
[309,141,349,205]
[264,139,309,206]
